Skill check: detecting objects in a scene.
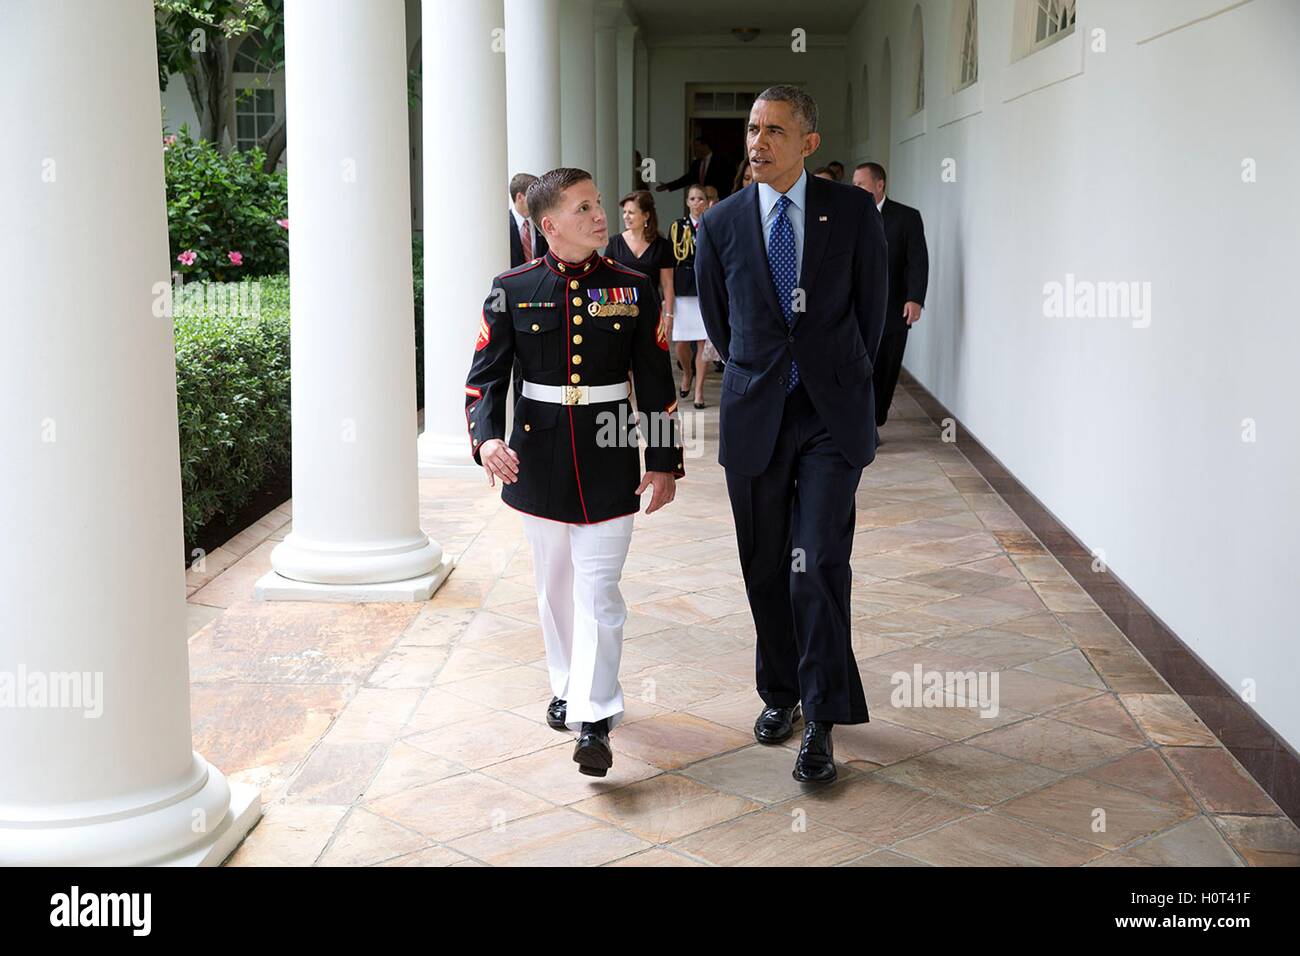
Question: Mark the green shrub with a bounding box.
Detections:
[165,127,288,281]
[175,275,291,543]
[176,238,423,544]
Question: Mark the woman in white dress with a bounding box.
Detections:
[668,184,712,408]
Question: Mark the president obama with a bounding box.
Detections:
[695,86,888,783]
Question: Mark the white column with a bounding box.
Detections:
[505,0,562,175]
[633,31,649,164]
[594,22,620,223]
[560,0,597,173]
[258,0,450,601]
[0,0,258,865]
[616,22,637,204]
[418,0,511,474]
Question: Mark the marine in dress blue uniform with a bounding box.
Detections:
[465,248,683,520]
[464,168,683,776]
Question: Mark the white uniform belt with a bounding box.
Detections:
[522,381,630,405]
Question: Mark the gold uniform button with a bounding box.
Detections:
[571,373,581,383]
[572,355,582,365]
[558,263,566,272]
[569,280,578,290]
[573,334,583,344]
[573,316,583,325]
[571,297,582,306]
[524,424,531,432]
[470,422,476,428]
[613,322,621,330]
[531,323,540,331]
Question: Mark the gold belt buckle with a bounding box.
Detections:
[562,385,588,405]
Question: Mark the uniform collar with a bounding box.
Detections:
[543,247,602,278]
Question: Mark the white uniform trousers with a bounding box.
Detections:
[520,512,635,732]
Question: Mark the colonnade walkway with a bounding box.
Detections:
[184,380,1300,866]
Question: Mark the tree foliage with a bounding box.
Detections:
[155,0,286,169]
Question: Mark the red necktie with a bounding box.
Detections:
[520,220,532,260]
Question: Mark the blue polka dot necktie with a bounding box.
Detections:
[767,194,799,393]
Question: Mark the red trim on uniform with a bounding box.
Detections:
[500,258,545,279]
[543,250,601,280]
[503,499,639,526]
[602,260,647,280]
[564,295,591,523]
[567,405,590,523]
[464,401,479,458]
[464,385,482,398]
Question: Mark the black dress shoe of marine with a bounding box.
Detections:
[793,721,837,783]
[573,718,613,777]
[546,697,568,731]
[753,703,801,744]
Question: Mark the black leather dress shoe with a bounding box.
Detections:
[546,697,568,731]
[573,718,613,777]
[793,721,837,783]
[753,703,801,744]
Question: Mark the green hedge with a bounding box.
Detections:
[176,275,291,544]
[165,127,289,281]
[176,248,423,545]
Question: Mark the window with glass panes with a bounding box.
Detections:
[911,7,925,113]
[1032,0,1076,49]
[235,87,276,152]
[957,1,979,90]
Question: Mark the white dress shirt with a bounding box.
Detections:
[510,205,532,251]
[757,167,808,282]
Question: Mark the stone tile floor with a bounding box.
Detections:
[186,380,1300,866]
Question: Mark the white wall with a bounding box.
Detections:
[847,0,1300,748]
[643,35,850,210]
[160,72,200,135]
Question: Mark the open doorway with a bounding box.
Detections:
[675,84,765,214]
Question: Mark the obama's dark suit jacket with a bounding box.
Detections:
[694,174,888,477]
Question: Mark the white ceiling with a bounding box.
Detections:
[622,0,867,38]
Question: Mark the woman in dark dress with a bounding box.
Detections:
[605,189,675,374]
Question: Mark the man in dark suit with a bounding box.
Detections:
[852,162,928,437]
[657,137,733,200]
[695,86,888,784]
[508,172,549,268]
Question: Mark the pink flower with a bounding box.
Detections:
[162,134,177,150]
[227,251,243,266]
[177,250,197,266]
[276,218,289,230]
